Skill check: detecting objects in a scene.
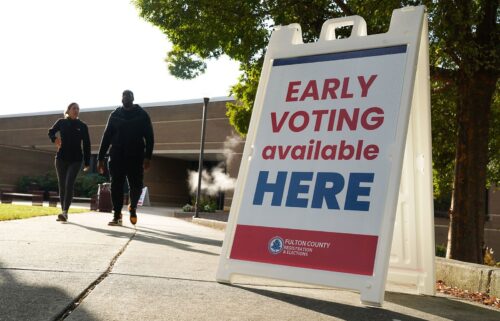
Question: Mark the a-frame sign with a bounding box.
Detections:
[217,6,434,306]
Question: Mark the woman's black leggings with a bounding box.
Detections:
[55,159,81,211]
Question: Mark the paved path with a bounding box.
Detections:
[0,210,498,321]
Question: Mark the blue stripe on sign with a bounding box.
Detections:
[273,45,407,66]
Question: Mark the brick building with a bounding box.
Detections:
[0,97,244,208]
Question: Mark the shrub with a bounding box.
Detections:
[188,195,218,212]
[196,197,216,212]
[435,244,446,257]
[17,171,107,197]
[17,171,58,193]
[75,173,107,197]
[203,202,216,213]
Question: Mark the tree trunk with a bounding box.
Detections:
[447,71,497,263]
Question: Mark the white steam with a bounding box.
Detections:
[223,134,241,167]
[188,165,236,196]
[187,135,241,196]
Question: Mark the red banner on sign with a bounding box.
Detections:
[230,224,378,276]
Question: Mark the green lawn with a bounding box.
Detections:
[0,204,88,221]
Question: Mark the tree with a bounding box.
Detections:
[133,0,499,263]
[428,1,498,263]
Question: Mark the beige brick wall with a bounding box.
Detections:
[0,145,55,189]
[145,156,191,206]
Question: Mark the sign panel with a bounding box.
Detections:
[230,46,408,276]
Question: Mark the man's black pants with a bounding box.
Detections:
[109,158,143,215]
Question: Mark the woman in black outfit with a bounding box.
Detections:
[48,102,91,222]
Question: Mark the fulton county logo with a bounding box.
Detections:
[268,236,284,255]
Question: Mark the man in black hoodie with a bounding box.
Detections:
[97,90,154,226]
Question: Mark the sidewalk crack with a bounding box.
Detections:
[51,228,137,321]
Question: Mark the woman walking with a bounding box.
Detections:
[48,102,91,222]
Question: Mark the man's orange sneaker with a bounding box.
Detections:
[129,206,137,225]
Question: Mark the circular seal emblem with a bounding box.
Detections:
[268,236,284,255]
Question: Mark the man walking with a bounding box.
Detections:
[98,90,154,226]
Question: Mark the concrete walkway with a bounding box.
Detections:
[0,209,498,321]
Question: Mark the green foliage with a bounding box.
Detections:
[75,173,108,197]
[167,45,207,79]
[226,61,261,136]
[427,0,499,76]
[17,171,106,198]
[133,0,499,200]
[203,203,216,212]
[17,171,58,193]
[435,244,446,258]
[430,79,457,205]
[199,197,217,212]
[134,0,269,79]
[188,195,217,212]
[487,85,500,187]
[426,0,499,203]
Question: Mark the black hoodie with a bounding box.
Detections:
[48,118,91,166]
[97,105,154,161]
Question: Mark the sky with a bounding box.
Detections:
[0,0,241,116]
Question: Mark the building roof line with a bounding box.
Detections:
[0,96,235,119]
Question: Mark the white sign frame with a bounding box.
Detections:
[387,16,435,296]
[217,6,433,306]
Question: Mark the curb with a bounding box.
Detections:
[191,217,227,230]
[172,212,228,231]
[427,258,500,297]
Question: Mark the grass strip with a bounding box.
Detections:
[0,204,88,221]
